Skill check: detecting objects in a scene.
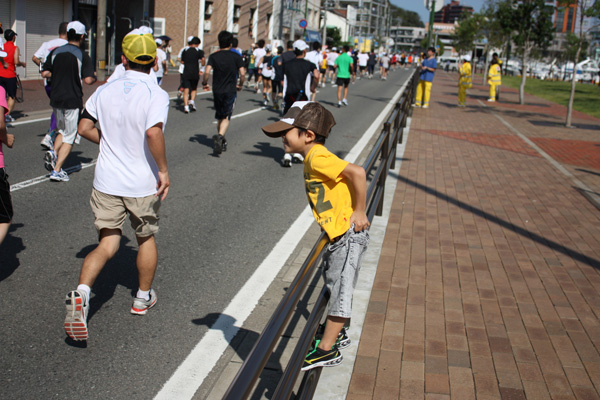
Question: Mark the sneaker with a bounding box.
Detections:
[50,169,70,182]
[272,103,280,110]
[213,134,224,155]
[487,98,495,102]
[282,155,292,167]
[130,288,157,315]
[222,137,228,152]
[40,134,54,151]
[44,150,57,172]
[337,102,342,108]
[177,90,183,99]
[412,104,420,108]
[301,341,343,371]
[292,153,304,163]
[422,105,429,109]
[184,106,190,114]
[64,290,89,341]
[342,98,348,106]
[189,103,197,112]
[314,324,351,350]
[263,99,268,106]
[256,89,261,94]
[5,114,14,123]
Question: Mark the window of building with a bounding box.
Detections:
[249,8,255,37]
[150,17,165,36]
[204,1,213,32]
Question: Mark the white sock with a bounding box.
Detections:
[77,284,91,301]
[136,289,150,301]
[189,100,195,105]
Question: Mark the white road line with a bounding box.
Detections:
[154,80,412,399]
[211,106,266,123]
[10,160,97,192]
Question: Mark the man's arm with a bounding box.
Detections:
[340,163,369,232]
[202,64,212,91]
[14,47,26,68]
[146,123,170,200]
[0,115,14,148]
[78,112,101,144]
[237,66,246,90]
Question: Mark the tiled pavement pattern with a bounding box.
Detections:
[347,73,600,399]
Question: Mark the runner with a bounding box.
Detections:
[271,46,284,110]
[202,30,245,156]
[357,50,369,79]
[0,29,27,123]
[32,22,68,150]
[41,21,96,182]
[280,39,319,167]
[304,42,322,100]
[326,47,339,84]
[380,52,390,80]
[64,29,170,341]
[0,83,14,247]
[155,38,168,85]
[253,39,266,94]
[180,36,205,113]
[334,45,354,108]
[258,45,274,106]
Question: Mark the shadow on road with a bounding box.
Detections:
[0,223,25,282]
[243,141,284,165]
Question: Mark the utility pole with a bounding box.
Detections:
[426,0,435,49]
[96,0,107,81]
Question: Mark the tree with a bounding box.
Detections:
[389,4,425,28]
[420,34,445,56]
[496,0,555,105]
[326,27,343,48]
[560,0,600,127]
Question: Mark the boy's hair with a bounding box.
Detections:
[427,47,436,54]
[190,36,201,45]
[343,45,350,52]
[312,41,321,51]
[287,40,294,49]
[218,30,233,48]
[294,48,303,56]
[257,39,265,48]
[128,56,154,73]
[231,37,238,48]
[314,134,327,144]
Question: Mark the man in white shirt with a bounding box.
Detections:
[63,30,170,342]
[155,38,167,85]
[357,51,369,79]
[253,39,267,94]
[32,22,68,150]
[304,42,322,100]
[326,47,339,84]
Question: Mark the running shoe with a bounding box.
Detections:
[213,134,224,155]
[282,155,292,167]
[301,340,343,371]
[64,290,89,341]
[130,288,157,315]
[222,137,228,152]
[184,105,190,114]
[5,114,14,123]
[342,98,348,106]
[292,153,304,164]
[40,133,55,151]
[337,102,342,108]
[189,103,197,112]
[44,150,57,172]
[422,105,429,109]
[313,324,351,350]
[50,169,70,182]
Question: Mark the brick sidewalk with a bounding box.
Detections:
[347,73,600,399]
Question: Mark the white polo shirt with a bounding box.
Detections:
[85,70,169,197]
[156,48,167,79]
[107,63,157,83]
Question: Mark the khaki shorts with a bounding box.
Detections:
[90,188,160,237]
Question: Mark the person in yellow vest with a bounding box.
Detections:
[487,56,501,102]
[458,54,472,107]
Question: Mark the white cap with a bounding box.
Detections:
[293,40,309,51]
[138,26,153,35]
[463,54,471,62]
[126,28,146,36]
[332,47,337,51]
[67,21,87,36]
[187,36,195,43]
[265,44,272,51]
[155,38,163,45]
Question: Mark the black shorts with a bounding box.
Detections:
[336,77,350,87]
[320,68,326,75]
[213,92,237,120]
[272,79,283,94]
[283,92,308,114]
[327,65,336,72]
[0,168,13,223]
[182,78,199,90]
[0,77,17,98]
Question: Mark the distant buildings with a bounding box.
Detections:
[434,0,473,24]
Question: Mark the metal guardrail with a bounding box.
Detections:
[224,70,419,400]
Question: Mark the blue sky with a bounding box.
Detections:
[390,0,485,24]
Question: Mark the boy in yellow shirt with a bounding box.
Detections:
[458,54,472,107]
[262,101,370,370]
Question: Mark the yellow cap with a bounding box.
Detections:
[122,33,156,64]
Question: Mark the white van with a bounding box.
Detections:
[438,56,459,72]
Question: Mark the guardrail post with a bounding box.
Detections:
[376,122,391,216]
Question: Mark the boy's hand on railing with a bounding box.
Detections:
[350,211,370,232]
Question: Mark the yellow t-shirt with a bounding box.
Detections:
[304,144,353,241]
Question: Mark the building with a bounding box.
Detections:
[434,0,473,24]
[1,0,150,79]
[389,25,425,53]
[555,2,577,33]
[337,0,391,45]
[279,0,323,43]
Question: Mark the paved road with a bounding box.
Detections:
[0,69,414,398]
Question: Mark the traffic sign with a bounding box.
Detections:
[299,19,308,29]
[424,0,443,12]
